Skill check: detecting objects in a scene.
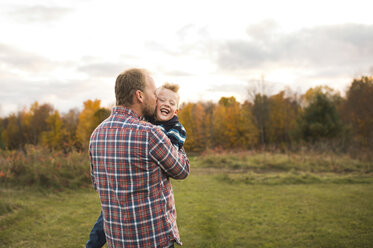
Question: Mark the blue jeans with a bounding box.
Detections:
[86,211,106,248]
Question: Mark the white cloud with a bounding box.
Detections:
[0,0,373,117]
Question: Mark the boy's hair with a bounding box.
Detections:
[162,82,179,93]
[157,82,180,103]
[115,68,149,106]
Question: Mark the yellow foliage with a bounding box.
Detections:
[76,99,103,149]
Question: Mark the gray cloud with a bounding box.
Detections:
[0,74,114,117]
[1,78,74,100]
[217,23,373,75]
[0,43,55,72]
[7,5,72,23]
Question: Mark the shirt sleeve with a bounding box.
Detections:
[149,126,190,179]
[89,149,98,191]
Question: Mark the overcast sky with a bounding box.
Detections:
[1,0,373,117]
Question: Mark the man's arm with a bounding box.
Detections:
[149,127,190,179]
[89,149,98,191]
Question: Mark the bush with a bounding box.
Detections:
[192,149,373,174]
[0,145,91,190]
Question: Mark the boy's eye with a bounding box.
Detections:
[159,98,165,102]
[170,101,175,106]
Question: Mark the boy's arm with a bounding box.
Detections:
[159,121,187,150]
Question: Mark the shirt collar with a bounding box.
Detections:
[112,106,141,120]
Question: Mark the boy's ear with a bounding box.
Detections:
[135,90,144,103]
[175,109,179,115]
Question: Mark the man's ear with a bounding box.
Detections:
[135,90,144,103]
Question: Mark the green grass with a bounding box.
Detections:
[174,174,373,248]
[0,187,101,248]
[1,149,372,247]
[1,172,373,248]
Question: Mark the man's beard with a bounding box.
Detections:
[143,101,156,121]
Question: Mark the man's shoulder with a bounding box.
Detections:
[93,114,154,132]
[129,119,167,138]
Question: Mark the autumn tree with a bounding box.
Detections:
[25,102,55,145]
[0,118,4,149]
[40,110,67,151]
[302,85,340,107]
[1,114,22,150]
[62,109,80,151]
[76,99,110,150]
[252,94,270,146]
[211,97,258,149]
[178,103,195,151]
[268,91,300,148]
[342,76,373,149]
[240,101,259,148]
[178,102,210,152]
[211,98,229,148]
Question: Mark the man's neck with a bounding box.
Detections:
[120,104,143,118]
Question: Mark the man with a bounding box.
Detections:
[89,68,190,248]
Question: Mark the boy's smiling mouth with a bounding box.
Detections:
[160,108,170,115]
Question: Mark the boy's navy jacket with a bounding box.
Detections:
[152,115,186,150]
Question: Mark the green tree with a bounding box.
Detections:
[297,93,343,142]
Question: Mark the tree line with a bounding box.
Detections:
[1,76,372,158]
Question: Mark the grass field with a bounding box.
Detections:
[1,150,373,247]
[1,171,373,247]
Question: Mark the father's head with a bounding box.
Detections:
[115,68,157,118]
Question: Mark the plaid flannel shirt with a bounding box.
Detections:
[89,106,190,248]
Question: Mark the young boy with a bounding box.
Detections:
[86,82,186,248]
[152,82,186,150]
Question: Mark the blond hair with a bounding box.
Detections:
[162,82,179,93]
[157,82,180,103]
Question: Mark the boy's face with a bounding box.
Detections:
[155,88,179,121]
